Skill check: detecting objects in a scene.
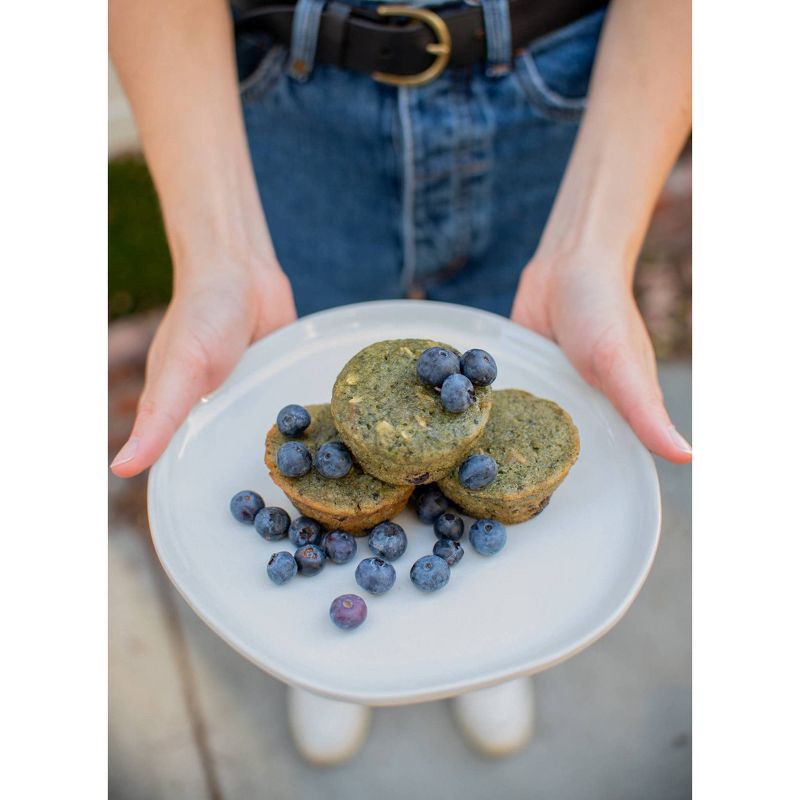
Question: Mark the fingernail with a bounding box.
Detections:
[111,437,140,468]
[666,426,692,454]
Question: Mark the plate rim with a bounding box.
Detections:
[147,299,662,705]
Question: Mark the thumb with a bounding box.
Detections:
[110,343,211,478]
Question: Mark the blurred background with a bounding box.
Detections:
[109,61,691,800]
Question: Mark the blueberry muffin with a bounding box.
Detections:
[438,389,579,524]
[265,404,412,534]
[330,339,492,485]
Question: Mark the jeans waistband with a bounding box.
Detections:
[286,0,514,82]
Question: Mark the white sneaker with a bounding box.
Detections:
[452,677,535,757]
[287,687,371,766]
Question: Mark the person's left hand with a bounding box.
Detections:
[511,249,691,464]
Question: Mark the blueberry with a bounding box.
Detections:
[469,519,507,556]
[410,554,450,592]
[288,516,323,547]
[460,349,497,387]
[434,512,464,541]
[322,530,358,564]
[458,454,498,490]
[276,441,312,477]
[440,373,476,413]
[367,521,407,562]
[229,490,265,524]
[267,551,297,585]
[276,404,311,436]
[433,538,464,567]
[355,557,396,595]
[330,594,368,631]
[254,506,290,540]
[416,346,461,387]
[294,544,326,576]
[413,485,449,524]
[315,441,353,479]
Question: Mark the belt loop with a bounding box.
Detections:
[289,0,326,82]
[480,0,512,77]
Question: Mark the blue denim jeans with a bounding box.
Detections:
[235,2,605,318]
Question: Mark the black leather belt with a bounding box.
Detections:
[234,0,608,87]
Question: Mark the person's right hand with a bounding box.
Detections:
[110,259,297,477]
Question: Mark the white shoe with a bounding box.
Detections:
[452,677,535,758]
[287,688,371,766]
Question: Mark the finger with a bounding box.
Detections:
[110,347,209,477]
[589,328,692,464]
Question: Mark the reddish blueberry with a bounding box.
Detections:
[329,594,368,631]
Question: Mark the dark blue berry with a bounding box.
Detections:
[253,507,290,540]
[294,544,326,576]
[322,530,358,564]
[440,373,476,413]
[458,454,498,490]
[434,512,464,541]
[355,557,396,595]
[460,349,497,387]
[469,519,507,556]
[329,594,368,631]
[433,538,464,567]
[267,551,297,585]
[276,441,312,477]
[315,441,353,479]
[416,347,460,387]
[413,485,449,524]
[288,516,323,547]
[410,554,450,592]
[277,404,311,436]
[367,521,407,562]
[229,490,265,524]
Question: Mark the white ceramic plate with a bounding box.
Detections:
[148,301,660,706]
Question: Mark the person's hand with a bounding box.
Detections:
[110,259,297,477]
[511,249,692,464]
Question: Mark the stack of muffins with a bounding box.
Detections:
[264,338,580,534]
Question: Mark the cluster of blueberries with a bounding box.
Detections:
[275,345,501,490]
[274,404,354,479]
[416,346,497,414]
[229,485,507,632]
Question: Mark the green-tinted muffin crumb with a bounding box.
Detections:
[330,339,492,485]
[439,389,579,523]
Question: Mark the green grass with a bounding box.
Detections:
[108,157,172,320]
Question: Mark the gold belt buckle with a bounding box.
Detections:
[371,5,452,88]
